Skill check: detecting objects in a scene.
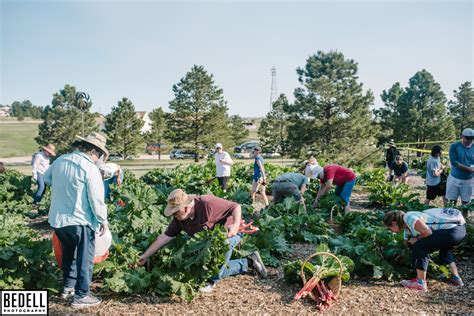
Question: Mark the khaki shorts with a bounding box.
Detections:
[446,174,473,202]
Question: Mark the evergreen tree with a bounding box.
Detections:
[105,97,144,158]
[286,51,377,164]
[36,84,98,153]
[258,94,291,156]
[448,81,474,135]
[147,107,168,159]
[228,115,249,147]
[10,100,44,119]
[166,65,231,162]
[374,82,403,144]
[376,70,455,147]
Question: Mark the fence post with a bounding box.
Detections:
[408,148,410,167]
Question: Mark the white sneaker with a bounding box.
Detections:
[60,287,75,300]
[199,282,216,293]
[71,294,102,309]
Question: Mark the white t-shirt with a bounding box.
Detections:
[215,152,233,177]
[105,163,120,174]
[32,151,50,179]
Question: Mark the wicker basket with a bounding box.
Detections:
[300,251,343,298]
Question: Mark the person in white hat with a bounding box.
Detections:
[310,164,356,213]
[98,162,123,201]
[31,143,56,205]
[446,128,474,205]
[138,189,267,293]
[214,143,233,192]
[44,132,109,309]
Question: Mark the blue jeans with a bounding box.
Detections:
[103,173,124,200]
[33,173,45,204]
[335,179,356,205]
[211,234,248,283]
[54,225,95,298]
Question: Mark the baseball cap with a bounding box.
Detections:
[462,128,474,139]
[215,143,223,149]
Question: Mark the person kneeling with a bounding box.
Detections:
[138,189,267,293]
[383,208,466,292]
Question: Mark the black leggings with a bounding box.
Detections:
[411,225,466,271]
[217,177,230,190]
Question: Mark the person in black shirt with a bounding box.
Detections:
[386,140,400,181]
[390,155,409,184]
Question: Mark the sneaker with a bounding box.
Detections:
[248,251,268,278]
[445,276,464,287]
[60,287,75,300]
[400,278,428,292]
[71,294,102,309]
[199,282,216,293]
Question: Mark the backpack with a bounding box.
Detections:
[423,208,466,226]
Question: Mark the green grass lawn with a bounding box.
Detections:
[0,122,40,157]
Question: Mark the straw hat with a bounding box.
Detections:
[164,189,195,216]
[43,144,56,156]
[76,132,109,157]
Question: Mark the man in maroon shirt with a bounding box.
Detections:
[310,164,357,212]
[138,189,267,293]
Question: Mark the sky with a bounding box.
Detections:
[1,0,472,117]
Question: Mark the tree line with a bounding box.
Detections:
[259,51,473,165]
[14,50,473,164]
[35,66,249,161]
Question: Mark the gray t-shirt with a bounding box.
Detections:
[426,156,441,186]
[449,141,474,180]
[274,172,308,189]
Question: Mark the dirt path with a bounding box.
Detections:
[48,249,474,315]
[39,176,474,314]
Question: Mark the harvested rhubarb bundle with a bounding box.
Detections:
[286,244,354,311]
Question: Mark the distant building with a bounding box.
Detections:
[0,106,11,117]
[136,111,152,133]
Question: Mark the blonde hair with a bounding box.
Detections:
[383,211,405,228]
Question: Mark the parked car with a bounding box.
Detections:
[234,141,260,153]
[170,149,200,160]
[108,153,124,161]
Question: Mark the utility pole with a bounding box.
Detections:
[270,66,277,110]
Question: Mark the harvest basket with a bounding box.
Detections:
[300,251,343,299]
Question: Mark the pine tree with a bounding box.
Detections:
[147,107,168,159]
[377,70,455,148]
[374,82,403,144]
[258,94,290,156]
[448,81,474,135]
[286,51,377,164]
[36,84,98,153]
[166,65,231,162]
[105,97,145,158]
[229,115,249,147]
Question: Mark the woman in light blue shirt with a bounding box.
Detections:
[383,209,466,292]
[44,132,109,309]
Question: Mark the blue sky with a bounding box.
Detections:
[1,0,472,117]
